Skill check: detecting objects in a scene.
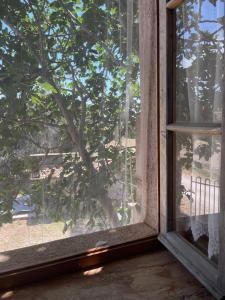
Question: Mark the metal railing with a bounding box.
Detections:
[190,176,220,216]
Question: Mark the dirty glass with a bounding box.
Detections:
[175,133,221,263]
[0,0,142,252]
[176,0,224,123]
[174,0,224,264]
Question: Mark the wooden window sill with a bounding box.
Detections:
[0,222,158,290]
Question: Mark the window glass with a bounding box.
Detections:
[0,0,142,252]
[176,0,224,123]
[175,133,221,264]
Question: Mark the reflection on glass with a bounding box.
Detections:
[176,133,221,264]
[0,0,142,252]
[176,0,224,123]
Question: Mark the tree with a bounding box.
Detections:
[0,0,140,231]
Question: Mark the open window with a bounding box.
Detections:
[3,0,225,297]
[0,0,159,289]
[159,0,225,298]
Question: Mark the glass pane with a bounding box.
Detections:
[176,133,221,264]
[0,0,142,252]
[176,0,224,123]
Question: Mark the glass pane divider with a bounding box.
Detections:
[167,123,222,135]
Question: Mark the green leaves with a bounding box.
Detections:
[31,95,45,107]
[37,81,57,94]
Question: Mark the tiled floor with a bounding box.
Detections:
[0,249,215,300]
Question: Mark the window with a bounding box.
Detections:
[0,0,158,284]
[175,0,223,265]
[0,0,143,252]
[159,0,225,298]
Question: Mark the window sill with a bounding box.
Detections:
[0,222,158,290]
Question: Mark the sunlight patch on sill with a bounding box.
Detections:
[83,267,103,276]
[87,248,108,256]
[0,291,14,299]
[0,254,10,263]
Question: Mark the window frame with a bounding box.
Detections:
[159,1,225,299]
[0,0,160,291]
[0,224,159,290]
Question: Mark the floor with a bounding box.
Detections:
[0,250,215,300]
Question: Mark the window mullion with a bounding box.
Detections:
[166,123,222,135]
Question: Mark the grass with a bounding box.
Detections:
[0,219,70,252]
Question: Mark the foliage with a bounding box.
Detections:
[0,0,140,230]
